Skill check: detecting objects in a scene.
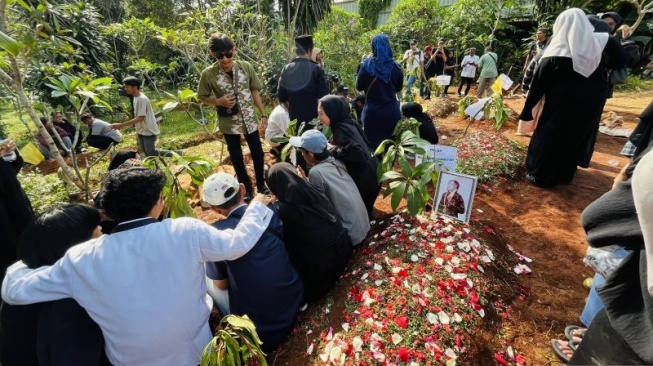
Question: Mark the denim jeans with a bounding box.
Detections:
[137,134,174,157]
[405,74,417,96]
[579,247,629,327]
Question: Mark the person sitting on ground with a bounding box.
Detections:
[401,102,438,144]
[318,95,379,218]
[264,102,291,161]
[81,114,123,150]
[0,204,108,366]
[201,172,304,352]
[290,130,370,247]
[51,111,84,154]
[2,167,274,365]
[37,117,72,158]
[266,163,352,302]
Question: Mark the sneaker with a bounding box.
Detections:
[257,185,271,195]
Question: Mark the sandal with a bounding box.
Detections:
[564,325,587,343]
[551,339,579,362]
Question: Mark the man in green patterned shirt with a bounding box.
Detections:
[198,33,270,200]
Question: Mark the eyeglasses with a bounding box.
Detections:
[215,51,233,60]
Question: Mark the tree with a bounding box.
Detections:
[0,0,85,188]
[377,0,447,52]
[314,7,368,89]
[622,0,653,33]
[279,0,331,35]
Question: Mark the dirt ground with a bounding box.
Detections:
[253,90,650,365]
[186,89,650,365]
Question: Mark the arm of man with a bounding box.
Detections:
[314,67,329,98]
[194,199,273,262]
[112,115,144,130]
[2,258,73,305]
[251,89,268,128]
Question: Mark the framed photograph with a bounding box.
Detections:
[433,171,478,223]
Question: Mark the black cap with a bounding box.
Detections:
[337,84,349,93]
[409,39,417,45]
[295,35,314,52]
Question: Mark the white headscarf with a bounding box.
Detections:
[632,149,653,299]
[541,8,609,77]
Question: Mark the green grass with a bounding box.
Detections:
[614,76,653,92]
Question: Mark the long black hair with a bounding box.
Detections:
[17,204,100,268]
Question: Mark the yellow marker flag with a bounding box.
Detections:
[491,77,503,95]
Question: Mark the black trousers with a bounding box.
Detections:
[458,77,473,95]
[224,130,265,193]
[87,135,118,150]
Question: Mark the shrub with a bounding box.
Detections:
[454,131,525,182]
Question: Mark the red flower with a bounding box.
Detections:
[394,316,408,329]
[495,352,508,365]
[398,347,410,362]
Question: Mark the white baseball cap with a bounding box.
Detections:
[202,172,240,206]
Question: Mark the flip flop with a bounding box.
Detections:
[564,325,587,342]
[551,339,579,362]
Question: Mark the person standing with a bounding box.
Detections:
[458,48,480,96]
[523,28,548,71]
[198,33,270,199]
[476,46,499,98]
[401,39,426,98]
[0,138,34,279]
[82,114,123,150]
[277,35,329,125]
[355,33,403,149]
[112,77,175,158]
[519,8,617,188]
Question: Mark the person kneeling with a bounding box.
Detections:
[202,173,304,352]
[290,130,370,247]
[82,114,123,150]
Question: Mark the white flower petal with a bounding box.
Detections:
[427,312,439,324]
[391,333,403,345]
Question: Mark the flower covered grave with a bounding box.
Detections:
[299,212,530,365]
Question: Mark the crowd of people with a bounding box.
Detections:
[0,7,651,365]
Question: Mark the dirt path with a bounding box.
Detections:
[429,92,650,364]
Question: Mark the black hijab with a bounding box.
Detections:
[320,95,373,149]
[266,163,337,226]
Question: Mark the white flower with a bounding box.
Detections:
[373,263,382,271]
[451,273,467,280]
[352,336,364,352]
[410,254,419,262]
[341,323,349,332]
[453,313,463,323]
[427,312,439,324]
[307,343,314,355]
[438,311,450,324]
[391,333,403,345]
[374,280,383,286]
[445,348,457,359]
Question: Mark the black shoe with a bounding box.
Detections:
[525,173,554,188]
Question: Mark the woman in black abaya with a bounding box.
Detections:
[266,163,352,302]
[318,95,380,217]
[520,9,612,188]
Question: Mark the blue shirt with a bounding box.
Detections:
[206,205,304,352]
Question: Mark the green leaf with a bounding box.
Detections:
[50,90,67,98]
[379,170,404,182]
[390,181,406,211]
[406,184,423,216]
[270,136,289,144]
[179,89,197,101]
[398,155,412,178]
[0,30,21,56]
[374,139,393,156]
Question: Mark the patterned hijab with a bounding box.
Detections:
[363,34,396,83]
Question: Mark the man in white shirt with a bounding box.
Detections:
[2,167,273,366]
[457,47,480,97]
[401,39,426,98]
[112,76,176,157]
[82,114,123,150]
[264,103,291,159]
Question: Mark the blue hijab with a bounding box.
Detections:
[363,34,396,83]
